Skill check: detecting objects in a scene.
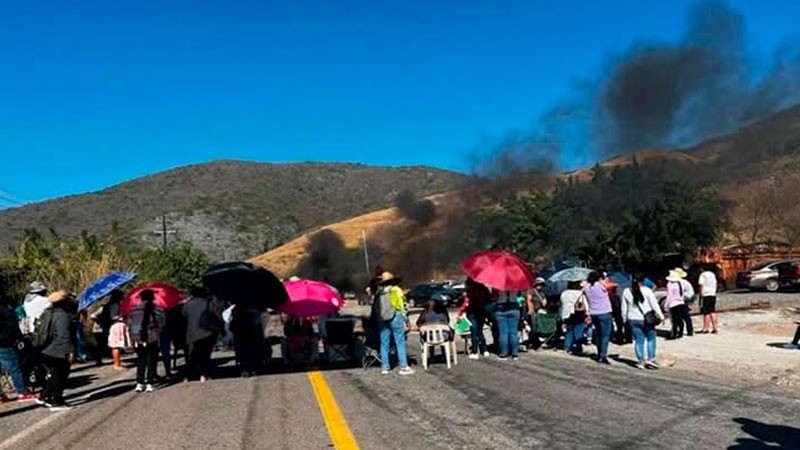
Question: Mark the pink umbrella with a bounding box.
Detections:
[121,282,184,316]
[280,279,343,318]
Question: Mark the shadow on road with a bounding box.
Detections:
[765,342,798,350]
[728,418,800,449]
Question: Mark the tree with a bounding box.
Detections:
[136,245,211,291]
[478,195,557,261]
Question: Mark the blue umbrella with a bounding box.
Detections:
[78,272,138,311]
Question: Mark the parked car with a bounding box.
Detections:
[736,260,800,292]
[778,261,800,291]
[406,283,456,307]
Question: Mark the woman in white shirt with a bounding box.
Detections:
[621,274,665,370]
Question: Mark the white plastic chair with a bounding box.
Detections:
[419,324,457,370]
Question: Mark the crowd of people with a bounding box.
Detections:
[0,262,755,411]
[0,282,228,410]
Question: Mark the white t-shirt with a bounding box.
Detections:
[698,271,718,297]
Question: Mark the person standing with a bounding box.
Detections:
[675,268,695,336]
[621,275,665,370]
[665,270,687,340]
[182,287,223,382]
[21,281,50,335]
[455,278,491,359]
[559,280,587,356]
[129,290,164,393]
[493,289,520,360]
[0,295,38,403]
[38,291,76,410]
[698,267,719,334]
[584,271,613,364]
[373,272,414,375]
[231,306,264,377]
[104,290,129,370]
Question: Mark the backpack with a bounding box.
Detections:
[371,288,396,322]
[33,308,54,349]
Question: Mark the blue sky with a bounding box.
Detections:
[1,0,798,206]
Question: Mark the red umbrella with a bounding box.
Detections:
[121,282,184,316]
[461,250,536,291]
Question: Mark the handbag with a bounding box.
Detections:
[636,299,660,326]
[573,293,587,313]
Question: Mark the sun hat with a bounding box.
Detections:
[673,268,688,278]
[28,281,47,294]
[666,270,683,282]
[534,277,546,286]
[379,271,401,285]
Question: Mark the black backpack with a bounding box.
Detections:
[33,308,54,349]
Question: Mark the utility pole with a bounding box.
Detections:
[152,214,177,249]
[361,229,370,275]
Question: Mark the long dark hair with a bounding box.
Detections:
[587,270,602,286]
[631,273,645,304]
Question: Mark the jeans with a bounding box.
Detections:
[590,313,613,360]
[379,314,408,370]
[495,305,520,357]
[42,355,70,405]
[135,342,159,384]
[563,318,585,354]
[467,310,487,354]
[630,320,657,363]
[0,347,29,395]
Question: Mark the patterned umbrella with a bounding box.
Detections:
[78,272,137,311]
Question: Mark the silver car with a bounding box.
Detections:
[736,260,799,292]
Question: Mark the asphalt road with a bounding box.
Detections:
[1,344,798,450]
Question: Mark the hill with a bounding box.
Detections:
[0,161,468,259]
[250,104,800,278]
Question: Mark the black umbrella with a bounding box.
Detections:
[202,262,288,310]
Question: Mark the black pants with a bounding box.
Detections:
[682,303,694,336]
[670,305,686,338]
[234,326,264,373]
[93,331,108,364]
[792,326,800,345]
[42,355,71,405]
[187,336,216,379]
[135,343,159,384]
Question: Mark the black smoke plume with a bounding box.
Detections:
[295,229,380,291]
[475,0,800,172]
[394,189,436,227]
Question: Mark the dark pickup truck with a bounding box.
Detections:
[778,261,800,290]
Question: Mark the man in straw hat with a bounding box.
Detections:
[372,271,414,375]
[37,290,77,410]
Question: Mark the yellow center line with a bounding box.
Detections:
[308,371,360,450]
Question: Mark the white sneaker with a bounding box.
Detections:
[468,353,480,360]
[145,384,155,393]
[398,367,415,376]
[135,383,145,393]
[381,369,390,375]
[48,404,72,412]
[482,351,490,357]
